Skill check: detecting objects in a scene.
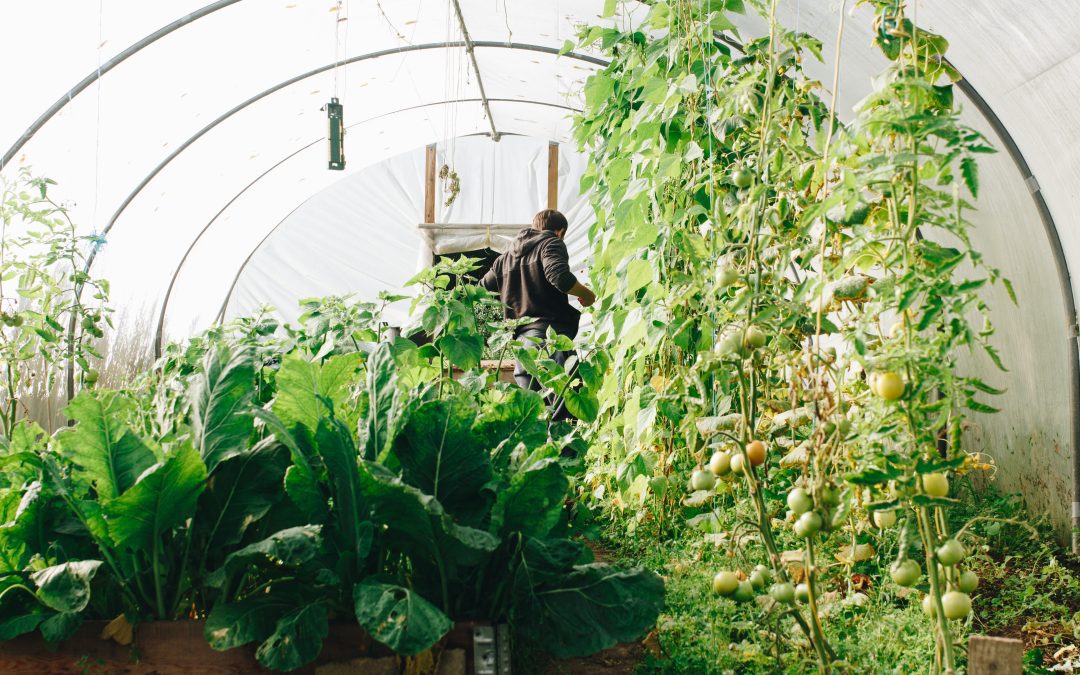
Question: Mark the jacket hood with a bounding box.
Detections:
[509,227,555,256]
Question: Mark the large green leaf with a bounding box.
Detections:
[0,613,44,640]
[189,346,256,473]
[254,602,329,672]
[389,398,492,524]
[353,578,451,656]
[195,439,290,553]
[206,525,322,588]
[206,593,293,651]
[57,391,155,500]
[30,560,102,613]
[207,590,331,670]
[436,332,483,371]
[39,611,81,642]
[357,462,499,572]
[358,342,399,461]
[0,481,42,570]
[105,444,207,550]
[273,352,363,433]
[314,418,371,569]
[512,539,664,658]
[490,458,568,539]
[472,388,548,472]
[283,463,328,521]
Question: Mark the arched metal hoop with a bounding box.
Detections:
[1,0,243,170]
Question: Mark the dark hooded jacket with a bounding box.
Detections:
[480,228,580,337]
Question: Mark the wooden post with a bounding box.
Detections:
[968,635,1023,675]
[424,143,437,224]
[547,141,559,210]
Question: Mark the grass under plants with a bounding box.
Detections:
[590,482,1080,674]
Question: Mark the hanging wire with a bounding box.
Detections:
[342,0,350,98]
[332,0,345,99]
[90,0,105,242]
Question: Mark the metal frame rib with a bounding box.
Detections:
[449,0,500,141]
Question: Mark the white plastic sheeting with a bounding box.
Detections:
[0,0,646,345]
[1,1,1079,538]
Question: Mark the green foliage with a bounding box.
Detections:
[353,579,453,656]
[0,170,111,436]
[571,0,1008,672]
[0,294,662,669]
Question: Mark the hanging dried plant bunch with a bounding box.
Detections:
[438,163,460,207]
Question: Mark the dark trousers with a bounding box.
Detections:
[514,327,574,421]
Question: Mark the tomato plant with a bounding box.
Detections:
[573,0,1009,671]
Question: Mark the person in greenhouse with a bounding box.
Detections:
[480,209,595,418]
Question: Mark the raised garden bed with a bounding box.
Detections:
[0,620,482,674]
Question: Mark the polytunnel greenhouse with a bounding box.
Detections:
[2,0,1080,672]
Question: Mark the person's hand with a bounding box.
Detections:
[578,288,596,308]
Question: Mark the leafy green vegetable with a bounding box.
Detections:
[105,444,206,551]
[31,560,102,613]
[353,578,452,655]
[57,391,154,500]
[189,346,255,472]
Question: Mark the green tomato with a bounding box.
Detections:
[872,509,897,529]
[795,583,810,603]
[874,372,905,400]
[731,168,753,189]
[712,571,740,596]
[819,485,841,507]
[691,469,716,492]
[753,565,772,584]
[84,369,100,385]
[733,580,755,602]
[749,570,767,591]
[957,570,979,593]
[796,511,823,538]
[709,450,732,477]
[922,473,949,498]
[716,265,738,288]
[743,325,766,350]
[787,487,814,515]
[936,539,965,567]
[770,582,796,604]
[941,591,972,620]
[922,594,936,616]
[730,452,746,476]
[890,559,921,587]
[714,331,744,358]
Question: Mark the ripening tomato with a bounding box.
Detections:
[709,450,732,476]
[745,440,766,467]
[922,473,949,497]
[712,571,739,596]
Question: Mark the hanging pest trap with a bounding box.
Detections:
[324,97,345,170]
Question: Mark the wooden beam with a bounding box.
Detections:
[424,143,437,224]
[547,141,559,210]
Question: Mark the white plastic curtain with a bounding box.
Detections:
[2,1,1079,536]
